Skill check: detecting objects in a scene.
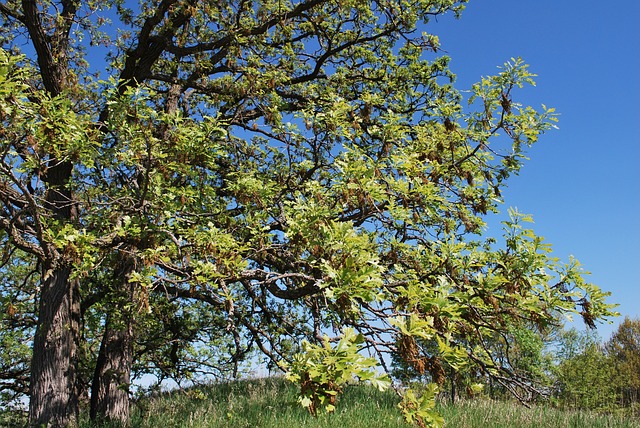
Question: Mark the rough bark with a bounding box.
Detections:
[90,256,136,426]
[89,315,134,426]
[29,266,81,428]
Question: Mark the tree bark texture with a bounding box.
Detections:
[90,256,136,426]
[29,266,80,428]
[89,314,133,426]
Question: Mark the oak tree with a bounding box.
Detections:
[0,1,617,426]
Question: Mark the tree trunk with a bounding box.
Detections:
[21,2,87,426]
[28,157,79,427]
[29,266,80,428]
[90,313,133,426]
[90,256,136,426]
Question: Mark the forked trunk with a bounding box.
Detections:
[29,266,81,428]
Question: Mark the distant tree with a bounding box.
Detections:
[606,317,640,410]
[0,1,618,427]
[552,328,617,411]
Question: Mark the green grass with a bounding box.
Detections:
[437,399,640,428]
[85,377,640,428]
[111,377,407,428]
[4,377,639,427]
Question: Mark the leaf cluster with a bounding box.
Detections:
[283,327,391,415]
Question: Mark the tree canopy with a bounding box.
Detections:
[0,1,617,426]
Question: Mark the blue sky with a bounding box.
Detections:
[429,0,639,339]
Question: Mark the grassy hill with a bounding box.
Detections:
[3,377,639,427]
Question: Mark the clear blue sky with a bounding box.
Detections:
[429,0,640,339]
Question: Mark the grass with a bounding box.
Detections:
[4,377,640,427]
[88,377,640,428]
[437,398,640,428]
[111,377,407,428]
